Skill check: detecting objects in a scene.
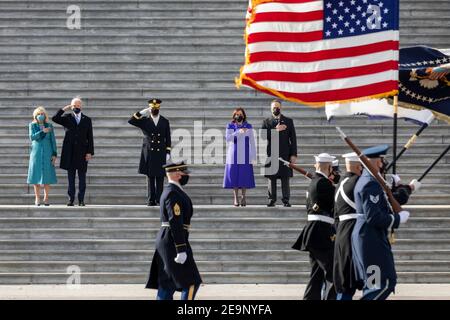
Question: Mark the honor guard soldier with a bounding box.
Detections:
[351,145,411,300]
[128,99,172,206]
[292,153,337,300]
[333,152,363,300]
[145,161,202,300]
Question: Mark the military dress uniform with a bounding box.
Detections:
[128,99,172,205]
[332,153,362,300]
[146,162,202,300]
[292,154,336,300]
[351,145,407,300]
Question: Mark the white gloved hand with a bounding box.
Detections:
[166,153,171,161]
[139,108,150,117]
[391,174,401,185]
[398,210,410,224]
[174,252,187,264]
[409,179,422,193]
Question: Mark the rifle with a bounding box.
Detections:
[279,158,313,180]
[336,127,403,214]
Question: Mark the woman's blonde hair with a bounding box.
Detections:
[32,106,49,123]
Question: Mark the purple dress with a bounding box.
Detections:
[223,121,256,189]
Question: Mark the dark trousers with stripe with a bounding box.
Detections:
[156,284,200,300]
[304,248,336,300]
[361,279,395,300]
[147,176,164,204]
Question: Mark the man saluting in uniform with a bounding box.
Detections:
[333,152,363,300]
[128,99,172,206]
[145,161,202,300]
[351,145,411,300]
[292,153,337,300]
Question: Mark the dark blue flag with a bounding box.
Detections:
[398,46,450,123]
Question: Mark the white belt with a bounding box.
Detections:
[161,222,191,231]
[339,214,361,221]
[308,215,335,225]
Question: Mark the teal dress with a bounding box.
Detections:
[27,122,58,185]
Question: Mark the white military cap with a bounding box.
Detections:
[314,153,336,163]
[342,152,360,162]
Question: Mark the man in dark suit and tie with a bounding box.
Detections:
[262,99,298,207]
[52,97,94,206]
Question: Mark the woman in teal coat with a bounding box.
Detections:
[27,106,58,206]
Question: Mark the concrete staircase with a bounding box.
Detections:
[0,0,448,285]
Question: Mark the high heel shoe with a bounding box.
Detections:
[44,198,49,206]
[240,196,247,207]
[35,200,41,206]
[233,199,240,207]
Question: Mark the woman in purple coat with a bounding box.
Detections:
[223,108,256,206]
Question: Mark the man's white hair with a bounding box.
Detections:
[71,96,83,105]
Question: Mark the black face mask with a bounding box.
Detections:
[235,115,243,123]
[73,108,81,114]
[179,175,190,186]
[272,108,281,116]
[151,109,160,116]
[332,173,341,184]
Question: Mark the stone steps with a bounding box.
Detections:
[0,0,448,285]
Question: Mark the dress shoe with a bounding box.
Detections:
[67,201,74,207]
[267,201,276,207]
[79,201,86,207]
[240,196,247,207]
[283,202,292,207]
[147,201,157,207]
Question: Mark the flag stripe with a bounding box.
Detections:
[246,61,397,83]
[253,10,323,23]
[248,30,323,43]
[255,1,322,14]
[251,70,397,93]
[248,20,323,34]
[242,78,398,103]
[248,30,399,53]
[244,50,398,74]
[249,41,399,63]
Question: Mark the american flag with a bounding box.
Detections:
[236,0,400,106]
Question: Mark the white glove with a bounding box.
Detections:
[174,252,187,264]
[409,179,422,192]
[390,174,401,185]
[398,210,410,224]
[166,153,171,161]
[139,108,150,117]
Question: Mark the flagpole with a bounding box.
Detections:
[392,95,399,174]
[385,122,430,172]
[418,144,450,182]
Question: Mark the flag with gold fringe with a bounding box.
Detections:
[236,0,400,106]
[398,46,450,123]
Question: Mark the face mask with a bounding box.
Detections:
[36,114,45,122]
[272,108,281,116]
[179,174,190,186]
[73,108,81,114]
[151,108,160,116]
[235,115,243,122]
[332,173,341,184]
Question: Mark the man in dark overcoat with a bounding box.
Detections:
[128,99,172,206]
[52,97,94,206]
[146,161,202,300]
